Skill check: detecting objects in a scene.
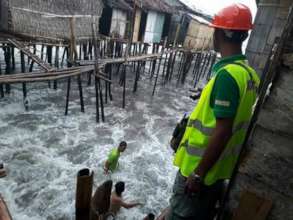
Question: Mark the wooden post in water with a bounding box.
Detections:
[65,77,71,116]
[122,64,126,108]
[75,168,93,220]
[41,44,45,61]
[54,46,60,89]
[0,63,4,98]
[20,51,28,111]
[47,45,53,88]
[133,61,140,93]
[11,46,15,70]
[29,45,36,72]
[152,40,167,96]
[92,15,104,122]
[3,45,11,94]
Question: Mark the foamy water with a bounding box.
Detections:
[0,65,205,220]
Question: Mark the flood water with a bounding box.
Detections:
[0,63,204,219]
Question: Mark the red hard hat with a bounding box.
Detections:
[210,3,253,30]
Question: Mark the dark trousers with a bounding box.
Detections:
[167,171,223,220]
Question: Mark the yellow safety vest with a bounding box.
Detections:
[174,61,260,186]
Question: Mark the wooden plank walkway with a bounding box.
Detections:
[0,50,175,84]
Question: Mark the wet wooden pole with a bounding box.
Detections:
[47,45,52,88]
[133,61,140,93]
[20,51,28,111]
[152,40,167,96]
[54,46,60,89]
[122,64,126,108]
[75,168,93,220]
[29,44,36,72]
[92,15,104,122]
[41,44,45,61]
[11,46,15,70]
[4,45,11,94]
[65,77,71,116]
[0,63,4,98]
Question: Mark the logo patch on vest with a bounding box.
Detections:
[215,100,230,107]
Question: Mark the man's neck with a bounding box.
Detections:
[220,45,243,58]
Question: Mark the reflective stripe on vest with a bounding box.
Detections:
[181,141,205,157]
[187,119,250,137]
[187,119,214,136]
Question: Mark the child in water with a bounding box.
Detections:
[104,141,127,174]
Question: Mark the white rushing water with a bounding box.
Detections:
[0,66,204,220]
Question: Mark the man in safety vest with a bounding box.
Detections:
[167,4,260,220]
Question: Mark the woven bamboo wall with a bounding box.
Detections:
[0,0,104,40]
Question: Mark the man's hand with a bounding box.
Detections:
[104,160,110,174]
[185,175,201,195]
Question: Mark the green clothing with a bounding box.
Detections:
[107,149,120,171]
[210,55,247,118]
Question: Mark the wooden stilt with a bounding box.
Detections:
[122,65,126,108]
[11,46,15,70]
[108,65,113,101]
[87,71,92,86]
[54,46,60,89]
[152,54,163,96]
[98,79,105,122]
[94,75,100,123]
[77,75,85,113]
[169,51,178,82]
[47,45,53,88]
[65,77,71,115]
[41,44,45,60]
[0,63,4,98]
[28,45,36,72]
[61,47,67,67]
[21,51,28,111]
[3,45,11,94]
[133,61,140,93]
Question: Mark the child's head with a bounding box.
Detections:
[118,141,127,152]
[115,181,125,197]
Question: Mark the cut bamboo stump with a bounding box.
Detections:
[75,169,93,220]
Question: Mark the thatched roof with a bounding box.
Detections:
[103,0,133,11]
[126,0,174,14]
[0,0,104,41]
